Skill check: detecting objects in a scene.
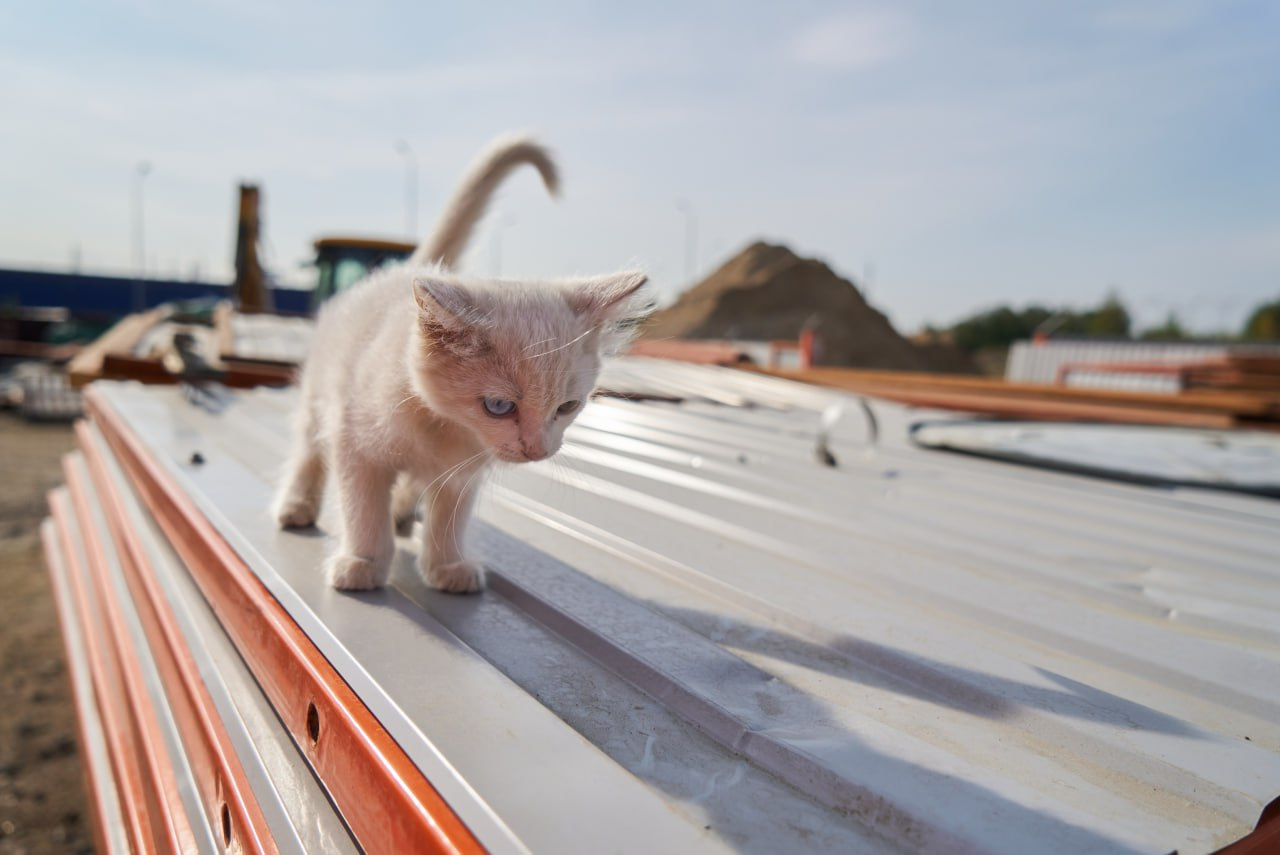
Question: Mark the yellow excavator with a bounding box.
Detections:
[309,236,414,310]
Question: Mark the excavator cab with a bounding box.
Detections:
[311,237,415,311]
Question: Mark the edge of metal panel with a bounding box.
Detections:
[81,419,360,854]
[63,452,218,854]
[75,421,282,854]
[1215,797,1280,855]
[83,385,488,855]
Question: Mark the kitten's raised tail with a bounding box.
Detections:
[409,135,560,268]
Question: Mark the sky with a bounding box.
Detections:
[2,0,1278,334]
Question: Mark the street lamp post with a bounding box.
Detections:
[394,140,418,240]
[132,161,151,312]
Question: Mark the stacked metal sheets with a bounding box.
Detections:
[44,359,1280,854]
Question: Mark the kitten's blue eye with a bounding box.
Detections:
[482,397,516,417]
[557,400,581,415]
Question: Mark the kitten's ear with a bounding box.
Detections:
[565,272,650,323]
[413,276,491,355]
[412,276,485,329]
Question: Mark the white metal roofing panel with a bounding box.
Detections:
[1006,340,1280,388]
[87,357,1280,854]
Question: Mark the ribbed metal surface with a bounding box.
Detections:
[87,358,1280,854]
[1006,340,1280,390]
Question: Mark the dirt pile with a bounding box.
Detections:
[643,241,944,371]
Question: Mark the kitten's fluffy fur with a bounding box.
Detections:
[274,136,648,593]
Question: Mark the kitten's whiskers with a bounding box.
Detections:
[446,461,489,559]
[422,450,491,551]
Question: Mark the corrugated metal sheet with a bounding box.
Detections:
[82,359,1280,854]
[1007,340,1280,390]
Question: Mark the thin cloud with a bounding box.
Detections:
[1093,0,1214,34]
[788,10,912,71]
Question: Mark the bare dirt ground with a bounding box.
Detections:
[0,414,92,854]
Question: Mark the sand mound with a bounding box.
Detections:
[643,241,937,370]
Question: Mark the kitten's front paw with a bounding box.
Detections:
[327,554,389,590]
[275,497,318,529]
[423,560,486,594]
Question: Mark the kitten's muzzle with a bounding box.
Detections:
[496,447,551,463]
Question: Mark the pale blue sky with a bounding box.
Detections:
[2,1,1277,333]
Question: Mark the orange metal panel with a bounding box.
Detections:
[86,387,486,855]
[63,457,200,853]
[1215,797,1280,854]
[41,516,125,855]
[49,487,166,854]
[77,421,280,854]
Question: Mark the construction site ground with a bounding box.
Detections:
[0,414,91,855]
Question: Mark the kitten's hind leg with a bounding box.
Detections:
[418,458,489,594]
[274,443,326,529]
[327,454,397,591]
[391,473,421,537]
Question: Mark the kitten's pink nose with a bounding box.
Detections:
[520,440,550,461]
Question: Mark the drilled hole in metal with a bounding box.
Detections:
[220,802,231,847]
[306,701,320,745]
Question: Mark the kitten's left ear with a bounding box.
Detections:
[413,276,485,329]
[565,272,650,323]
[413,276,493,355]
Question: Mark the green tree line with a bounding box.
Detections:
[939,295,1280,353]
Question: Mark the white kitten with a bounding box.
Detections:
[274,137,649,593]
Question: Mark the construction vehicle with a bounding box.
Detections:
[309,236,414,310]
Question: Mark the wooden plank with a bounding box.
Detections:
[212,301,236,360]
[67,307,171,388]
[753,366,1280,425]
[97,353,294,389]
